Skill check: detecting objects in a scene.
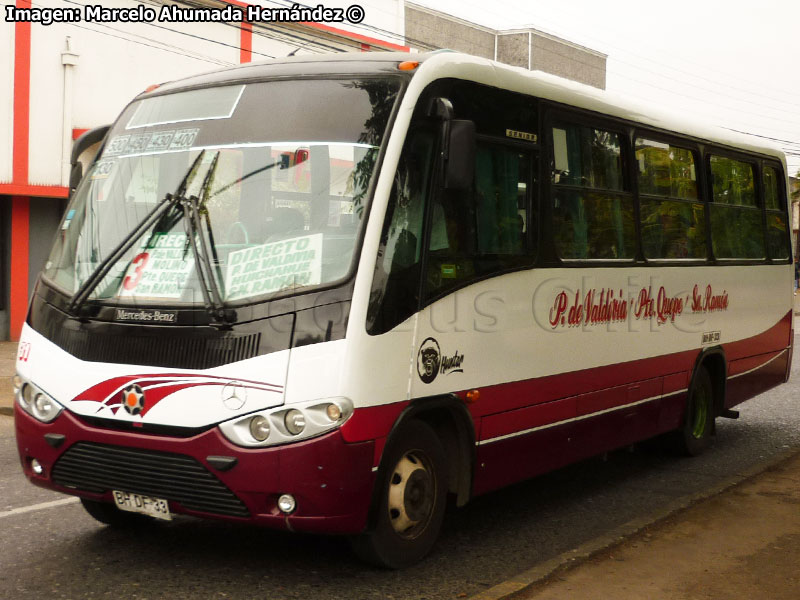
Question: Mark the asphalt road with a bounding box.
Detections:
[1,343,799,600]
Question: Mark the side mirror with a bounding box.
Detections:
[443,120,476,191]
[426,96,476,192]
[69,125,110,197]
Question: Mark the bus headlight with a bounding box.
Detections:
[325,403,342,421]
[12,375,22,395]
[15,377,63,423]
[20,382,33,407]
[284,409,305,435]
[249,415,271,442]
[218,397,353,448]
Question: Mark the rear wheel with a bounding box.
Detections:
[672,366,715,456]
[80,498,151,528]
[350,420,448,568]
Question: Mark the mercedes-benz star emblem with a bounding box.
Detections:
[221,381,247,411]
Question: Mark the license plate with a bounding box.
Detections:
[112,490,172,521]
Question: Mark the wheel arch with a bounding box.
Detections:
[364,394,476,531]
[692,346,727,418]
[388,395,475,506]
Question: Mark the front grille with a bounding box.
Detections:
[52,442,250,518]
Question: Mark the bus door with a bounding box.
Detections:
[410,140,538,406]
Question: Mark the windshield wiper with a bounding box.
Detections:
[181,151,236,327]
[209,156,283,199]
[68,151,206,318]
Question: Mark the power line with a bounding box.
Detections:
[61,0,277,59]
[1,0,235,66]
[172,0,343,55]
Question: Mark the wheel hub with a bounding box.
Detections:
[387,452,435,537]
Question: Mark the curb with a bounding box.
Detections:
[468,445,800,600]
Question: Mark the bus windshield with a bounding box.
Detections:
[44,78,401,307]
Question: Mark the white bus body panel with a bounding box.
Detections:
[16,323,289,428]
[409,266,790,402]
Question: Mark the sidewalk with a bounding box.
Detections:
[0,341,17,416]
[497,449,800,600]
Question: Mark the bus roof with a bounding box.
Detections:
[146,51,785,165]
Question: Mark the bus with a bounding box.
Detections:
[14,51,793,568]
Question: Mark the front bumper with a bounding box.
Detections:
[15,403,375,534]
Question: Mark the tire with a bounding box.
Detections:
[350,420,448,569]
[671,366,715,456]
[80,498,152,528]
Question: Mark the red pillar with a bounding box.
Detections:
[9,197,30,341]
[240,21,253,64]
[11,0,32,341]
[13,0,31,185]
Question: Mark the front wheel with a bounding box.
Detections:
[350,420,448,568]
[671,366,715,456]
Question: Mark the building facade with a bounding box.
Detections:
[405,3,607,89]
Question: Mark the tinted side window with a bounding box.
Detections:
[636,138,706,260]
[425,144,532,299]
[553,125,622,190]
[709,155,764,259]
[636,139,697,199]
[763,165,790,260]
[764,166,780,210]
[710,156,756,206]
[552,123,634,260]
[366,130,435,335]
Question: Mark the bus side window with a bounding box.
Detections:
[551,123,634,260]
[366,130,435,335]
[425,144,532,300]
[763,165,790,260]
[708,155,764,259]
[635,138,706,260]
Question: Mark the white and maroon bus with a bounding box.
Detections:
[14,51,793,567]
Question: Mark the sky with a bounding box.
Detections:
[411,0,800,176]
